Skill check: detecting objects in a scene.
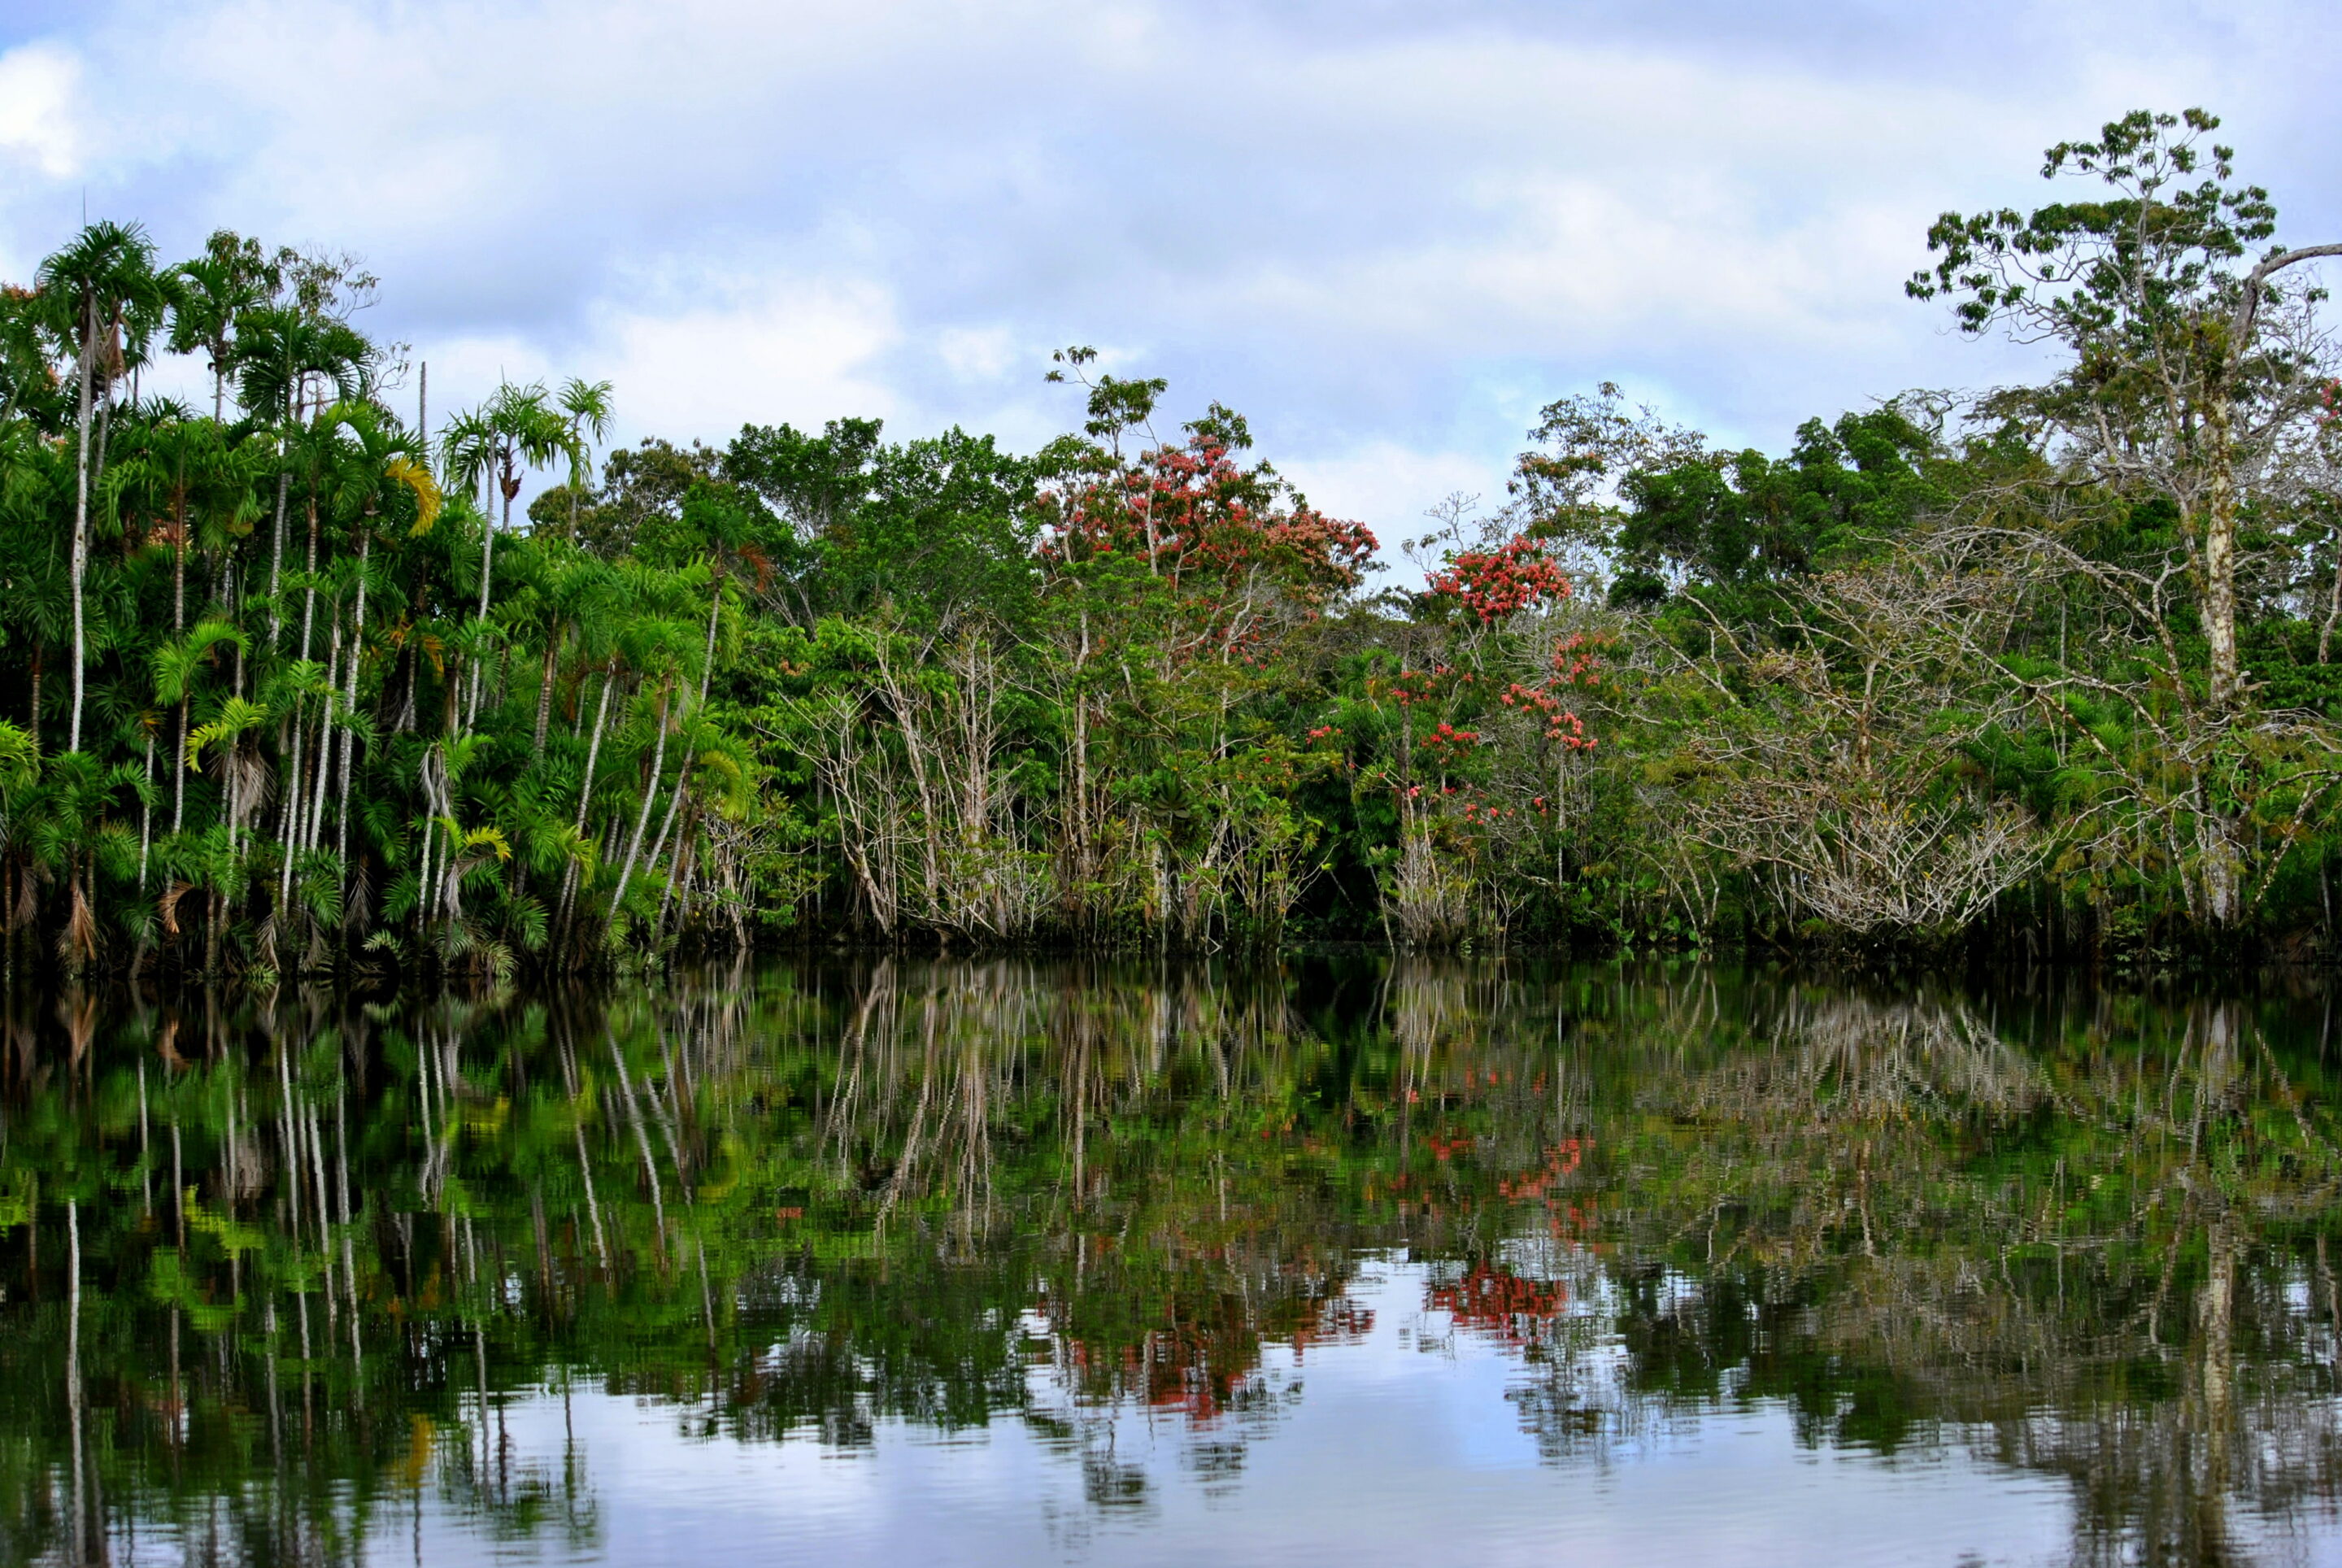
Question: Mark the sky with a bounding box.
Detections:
[0,0,2335,547]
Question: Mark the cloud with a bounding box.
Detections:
[421,259,900,463]
[589,268,903,442]
[0,0,2334,547]
[1278,439,1508,581]
[0,42,81,179]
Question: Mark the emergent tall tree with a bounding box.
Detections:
[1910,107,2342,711]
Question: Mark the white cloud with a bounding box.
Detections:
[591,272,901,441]
[934,325,1021,385]
[0,0,2331,547]
[0,42,81,179]
[1282,440,1501,536]
[419,261,900,475]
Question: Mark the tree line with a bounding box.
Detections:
[1,106,2337,977]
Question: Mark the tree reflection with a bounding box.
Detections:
[1492,980,2342,1566]
[0,960,2332,1563]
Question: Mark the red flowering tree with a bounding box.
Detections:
[1307,488,1616,946]
[1036,351,1378,945]
[1042,417,1376,666]
[1427,534,1571,623]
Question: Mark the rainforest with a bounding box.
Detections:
[0,107,2339,981]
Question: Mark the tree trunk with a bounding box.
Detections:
[279,710,304,920]
[173,695,189,834]
[299,493,320,663]
[645,779,688,910]
[559,665,616,943]
[533,636,559,756]
[2205,392,2240,708]
[469,456,504,721]
[139,735,155,891]
[574,665,615,837]
[609,686,670,922]
[700,568,721,707]
[309,615,340,852]
[2322,534,2342,665]
[268,470,289,647]
[338,532,370,874]
[68,294,94,754]
[173,493,188,635]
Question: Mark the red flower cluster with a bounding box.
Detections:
[1421,720,1479,751]
[1427,536,1571,622]
[1548,632,1606,687]
[1042,436,1378,633]
[1496,680,1594,750]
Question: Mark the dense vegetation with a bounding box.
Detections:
[7,958,2341,1563]
[2,107,2340,978]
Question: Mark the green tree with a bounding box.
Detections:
[35,221,165,755]
[1909,107,2342,711]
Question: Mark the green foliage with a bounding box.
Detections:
[0,106,2337,974]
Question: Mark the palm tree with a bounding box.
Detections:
[36,220,165,754]
[439,382,577,722]
[105,400,258,639]
[317,401,437,871]
[682,483,760,705]
[559,377,615,538]
[604,572,703,927]
[230,305,368,646]
[152,621,246,835]
[166,256,265,421]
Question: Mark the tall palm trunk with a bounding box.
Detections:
[170,494,189,838]
[67,294,95,755]
[172,693,189,834]
[299,492,320,663]
[278,709,303,920]
[469,453,504,723]
[609,686,670,921]
[559,663,616,943]
[138,736,155,891]
[533,631,560,756]
[172,493,188,634]
[655,808,698,939]
[644,775,689,916]
[337,531,371,874]
[308,615,340,852]
[268,468,289,646]
[700,566,721,706]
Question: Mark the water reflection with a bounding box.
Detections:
[2,960,2340,1565]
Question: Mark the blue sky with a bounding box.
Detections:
[0,0,2334,542]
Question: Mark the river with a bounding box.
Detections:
[8,957,2341,1566]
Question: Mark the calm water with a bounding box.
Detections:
[11,958,2342,1566]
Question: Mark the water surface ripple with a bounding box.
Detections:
[11,959,2342,1566]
